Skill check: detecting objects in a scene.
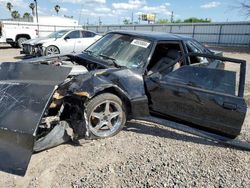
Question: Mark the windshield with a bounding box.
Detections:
[47,30,69,38]
[85,33,152,68]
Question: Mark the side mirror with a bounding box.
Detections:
[64,36,70,41]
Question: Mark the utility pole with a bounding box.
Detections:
[34,0,39,37]
[98,17,102,26]
[34,0,38,23]
[138,14,141,24]
[170,11,174,23]
[131,11,134,24]
[78,4,83,24]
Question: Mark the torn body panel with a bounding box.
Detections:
[61,68,150,118]
[0,63,71,176]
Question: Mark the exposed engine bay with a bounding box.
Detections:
[34,55,108,74]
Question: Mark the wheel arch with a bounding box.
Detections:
[15,34,31,41]
[90,87,132,119]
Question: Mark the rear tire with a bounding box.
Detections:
[85,93,126,139]
[17,37,28,48]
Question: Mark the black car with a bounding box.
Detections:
[0,31,247,176]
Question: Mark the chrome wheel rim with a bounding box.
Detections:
[46,46,59,56]
[89,100,123,137]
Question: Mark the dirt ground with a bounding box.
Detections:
[0,44,250,188]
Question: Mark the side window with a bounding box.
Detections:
[147,42,184,75]
[66,31,80,39]
[81,31,96,38]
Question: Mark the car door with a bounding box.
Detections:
[80,31,99,51]
[61,30,81,54]
[145,53,247,139]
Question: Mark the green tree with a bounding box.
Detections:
[11,10,20,19]
[156,19,169,24]
[23,12,31,18]
[173,19,182,23]
[183,17,211,23]
[6,2,13,12]
[64,15,73,19]
[123,19,130,25]
[54,5,60,15]
[29,3,35,16]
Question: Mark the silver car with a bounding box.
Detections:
[21,29,101,56]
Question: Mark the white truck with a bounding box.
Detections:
[0,16,80,48]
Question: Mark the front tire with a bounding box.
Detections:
[45,45,60,56]
[85,93,126,138]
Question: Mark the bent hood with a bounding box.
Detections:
[23,37,57,45]
[0,62,71,176]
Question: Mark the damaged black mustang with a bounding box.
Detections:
[0,31,248,176]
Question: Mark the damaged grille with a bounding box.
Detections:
[22,44,33,55]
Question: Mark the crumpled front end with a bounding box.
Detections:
[0,62,71,176]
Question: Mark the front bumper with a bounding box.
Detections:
[21,44,44,56]
[21,44,34,55]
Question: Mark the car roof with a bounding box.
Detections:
[108,30,193,41]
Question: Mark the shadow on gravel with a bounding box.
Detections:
[0,46,13,49]
[14,55,32,60]
[125,121,242,151]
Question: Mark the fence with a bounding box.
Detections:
[85,22,250,47]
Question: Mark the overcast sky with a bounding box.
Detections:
[0,0,249,24]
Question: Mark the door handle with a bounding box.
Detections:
[223,102,237,110]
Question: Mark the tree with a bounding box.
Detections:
[11,10,20,19]
[29,3,35,16]
[6,2,13,12]
[156,19,169,24]
[23,12,31,18]
[183,17,211,23]
[239,1,250,17]
[64,15,73,19]
[54,5,60,16]
[173,19,182,23]
[123,19,129,25]
[123,19,132,25]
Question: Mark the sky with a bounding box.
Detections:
[0,0,249,25]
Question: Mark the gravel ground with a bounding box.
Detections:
[0,44,249,188]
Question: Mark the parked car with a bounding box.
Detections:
[21,29,101,56]
[0,31,247,176]
[0,16,79,48]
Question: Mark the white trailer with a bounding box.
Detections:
[0,16,80,48]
